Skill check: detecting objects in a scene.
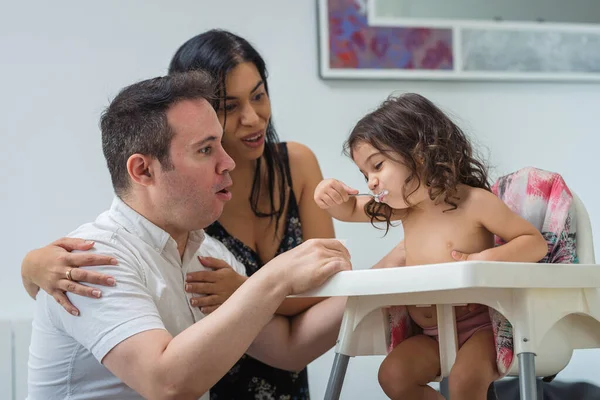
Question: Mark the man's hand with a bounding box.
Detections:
[265,238,352,296]
[185,257,247,314]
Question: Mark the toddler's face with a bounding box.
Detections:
[352,141,424,209]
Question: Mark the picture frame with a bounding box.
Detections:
[318,0,600,81]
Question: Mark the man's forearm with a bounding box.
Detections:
[105,238,352,400]
[156,267,288,397]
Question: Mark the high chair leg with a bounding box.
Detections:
[439,377,450,398]
[518,352,537,400]
[324,353,350,400]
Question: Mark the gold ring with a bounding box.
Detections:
[66,268,74,281]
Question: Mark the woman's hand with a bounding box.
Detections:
[185,257,247,314]
[21,237,117,316]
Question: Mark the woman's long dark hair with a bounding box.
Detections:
[169,29,289,230]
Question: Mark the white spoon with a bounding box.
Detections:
[349,190,388,203]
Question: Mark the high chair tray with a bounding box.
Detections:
[293,261,600,298]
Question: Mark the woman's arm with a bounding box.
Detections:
[288,141,336,241]
[21,237,117,315]
[247,296,347,371]
[281,142,337,315]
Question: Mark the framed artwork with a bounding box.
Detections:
[318,0,600,81]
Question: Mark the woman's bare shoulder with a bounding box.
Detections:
[285,141,321,177]
[285,141,317,163]
[284,141,324,199]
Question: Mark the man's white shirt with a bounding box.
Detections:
[27,197,246,400]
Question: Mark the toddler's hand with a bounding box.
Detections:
[451,250,489,262]
[314,178,359,209]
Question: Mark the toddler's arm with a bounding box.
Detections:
[453,188,547,263]
[314,178,372,222]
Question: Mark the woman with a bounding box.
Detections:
[21,29,335,399]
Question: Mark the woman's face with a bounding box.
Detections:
[217,61,271,164]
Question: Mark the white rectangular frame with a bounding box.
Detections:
[318,0,600,81]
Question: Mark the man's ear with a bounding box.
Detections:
[127,154,155,187]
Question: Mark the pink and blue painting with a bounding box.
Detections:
[320,0,600,81]
[325,0,453,72]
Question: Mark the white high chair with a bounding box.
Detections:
[296,193,600,400]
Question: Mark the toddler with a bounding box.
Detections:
[314,93,548,400]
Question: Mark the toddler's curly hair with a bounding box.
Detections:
[344,93,490,232]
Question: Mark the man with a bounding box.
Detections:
[27,71,350,400]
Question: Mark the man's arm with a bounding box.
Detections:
[245,242,405,370]
[190,235,326,317]
[97,238,350,400]
[103,267,289,400]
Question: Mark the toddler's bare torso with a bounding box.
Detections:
[401,187,494,328]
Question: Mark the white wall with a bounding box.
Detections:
[1,0,599,398]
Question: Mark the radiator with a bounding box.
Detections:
[1,319,32,400]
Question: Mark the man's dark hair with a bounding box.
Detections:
[100,71,215,196]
